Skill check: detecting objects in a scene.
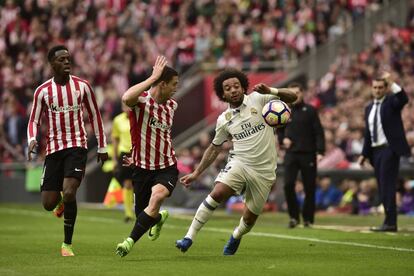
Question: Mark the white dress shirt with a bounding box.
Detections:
[368,83,402,147]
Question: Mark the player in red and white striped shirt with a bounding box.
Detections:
[115,56,179,257]
[129,89,177,170]
[27,45,108,256]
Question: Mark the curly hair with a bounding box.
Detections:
[213,69,249,101]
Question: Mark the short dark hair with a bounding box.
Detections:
[153,66,178,85]
[213,68,249,101]
[373,74,388,87]
[47,45,69,62]
[288,82,304,91]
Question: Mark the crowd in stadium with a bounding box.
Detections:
[0,0,390,161]
[1,0,413,215]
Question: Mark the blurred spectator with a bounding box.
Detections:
[356,179,379,215]
[3,94,27,147]
[397,179,414,215]
[176,148,194,175]
[318,131,349,169]
[315,176,342,210]
[336,178,359,214]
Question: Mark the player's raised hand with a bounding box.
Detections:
[180,172,199,188]
[381,71,391,86]
[97,152,109,166]
[151,55,168,81]
[27,140,38,161]
[253,83,271,94]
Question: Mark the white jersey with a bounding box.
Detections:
[212,92,279,178]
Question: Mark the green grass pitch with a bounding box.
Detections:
[1,203,413,276]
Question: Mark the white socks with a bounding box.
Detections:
[185,195,219,241]
[232,217,253,239]
[184,195,253,241]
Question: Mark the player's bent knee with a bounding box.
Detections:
[210,183,234,203]
[42,201,56,211]
[150,192,167,206]
[41,191,61,210]
[152,184,170,197]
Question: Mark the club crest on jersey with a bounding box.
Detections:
[250,107,258,115]
[225,112,232,121]
[75,90,81,98]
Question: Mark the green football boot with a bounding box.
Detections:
[148,210,169,241]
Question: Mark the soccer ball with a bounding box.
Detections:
[262,100,291,127]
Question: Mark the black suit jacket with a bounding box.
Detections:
[277,102,325,154]
[362,88,410,159]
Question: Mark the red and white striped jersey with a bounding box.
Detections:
[27,75,107,155]
[129,91,177,170]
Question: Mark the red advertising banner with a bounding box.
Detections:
[203,72,288,124]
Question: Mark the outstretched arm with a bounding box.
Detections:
[254,83,297,103]
[122,56,167,107]
[382,71,408,110]
[180,143,222,187]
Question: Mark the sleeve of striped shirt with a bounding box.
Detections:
[27,87,44,146]
[82,81,107,153]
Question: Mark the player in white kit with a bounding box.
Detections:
[176,69,297,255]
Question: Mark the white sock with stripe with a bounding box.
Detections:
[232,217,253,239]
[185,195,220,241]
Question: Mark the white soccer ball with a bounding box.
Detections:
[262,100,291,127]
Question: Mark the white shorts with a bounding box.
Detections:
[215,161,276,215]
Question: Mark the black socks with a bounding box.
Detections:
[63,200,77,244]
[129,211,161,242]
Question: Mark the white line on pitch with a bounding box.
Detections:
[1,207,414,253]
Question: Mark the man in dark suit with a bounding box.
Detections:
[358,72,411,232]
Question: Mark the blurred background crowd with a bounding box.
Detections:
[1,0,413,215]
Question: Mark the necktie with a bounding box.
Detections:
[372,101,379,143]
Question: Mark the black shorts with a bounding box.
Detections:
[115,152,134,184]
[40,147,87,192]
[132,164,178,214]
